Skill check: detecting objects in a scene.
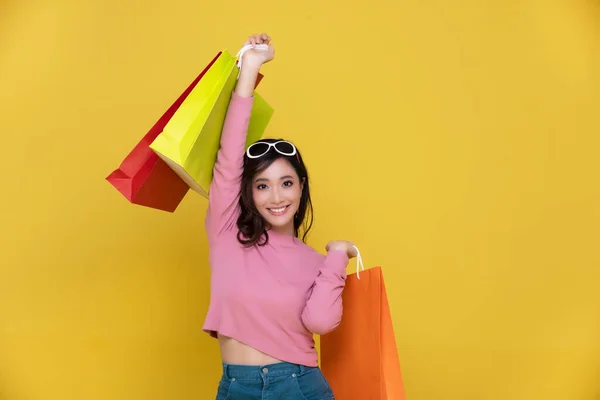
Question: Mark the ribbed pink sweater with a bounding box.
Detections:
[202,93,349,367]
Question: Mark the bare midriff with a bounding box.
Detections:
[218,334,283,365]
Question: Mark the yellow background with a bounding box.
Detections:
[1,0,599,399]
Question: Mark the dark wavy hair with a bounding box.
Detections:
[236,138,314,247]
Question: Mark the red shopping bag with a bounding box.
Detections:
[106,52,265,212]
[321,266,407,399]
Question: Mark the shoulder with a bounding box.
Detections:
[208,224,241,250]
[296,241,326,262]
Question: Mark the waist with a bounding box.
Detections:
[218,334,283,366]
[222,361,316,380]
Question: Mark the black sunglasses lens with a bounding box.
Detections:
[248,142,270,157]
[275,142,294,155]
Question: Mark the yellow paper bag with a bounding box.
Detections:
[149,50,273,197]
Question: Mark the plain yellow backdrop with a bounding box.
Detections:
[1,0,599,399]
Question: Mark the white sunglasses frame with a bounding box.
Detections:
[246,140,298,159]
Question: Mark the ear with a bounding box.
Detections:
[301,177,306,190]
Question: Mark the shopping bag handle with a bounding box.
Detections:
[236,43,269,74]
[353,245,365,280]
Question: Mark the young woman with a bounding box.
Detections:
[203,32,357,400]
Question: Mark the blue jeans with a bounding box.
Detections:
[215,362,335,400]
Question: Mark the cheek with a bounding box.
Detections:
[252,189,268,207]
[289,186,303,203]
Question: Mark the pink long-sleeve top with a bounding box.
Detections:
[202,92,349,367]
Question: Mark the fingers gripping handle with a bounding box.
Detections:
[236,43,269,72]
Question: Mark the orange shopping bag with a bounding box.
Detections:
[321,262,407,399]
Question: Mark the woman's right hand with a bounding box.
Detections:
[326,240,358,259]
[241,32,275,69]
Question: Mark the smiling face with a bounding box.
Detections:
[252,158,304,236]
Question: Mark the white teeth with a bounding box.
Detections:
[270,206,287,213]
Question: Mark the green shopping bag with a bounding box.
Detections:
[149,49,273,197]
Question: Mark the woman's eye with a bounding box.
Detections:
[283,181,293,187]
[257,184,268,190]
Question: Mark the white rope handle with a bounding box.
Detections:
[353,245,365,280]
[236,43,269,74]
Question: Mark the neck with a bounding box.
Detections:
[269,223,295,237]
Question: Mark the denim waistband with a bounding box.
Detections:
[222,362,315,380]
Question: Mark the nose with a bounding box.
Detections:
[270,187,283,204]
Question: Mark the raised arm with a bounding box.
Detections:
[205,33,275,239]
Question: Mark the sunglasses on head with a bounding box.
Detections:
[246,140,298,159]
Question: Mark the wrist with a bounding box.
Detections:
[235,65,261,97]
[240,55,263,72]
[239,65,261,79]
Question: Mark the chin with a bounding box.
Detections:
[265,217,295,231]
[268,222,294,232]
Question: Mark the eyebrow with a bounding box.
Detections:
[254,175,295,183]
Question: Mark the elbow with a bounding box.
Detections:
[302,308,343,335]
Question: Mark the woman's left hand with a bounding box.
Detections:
[241,32,275,68]
[326,240,358,259]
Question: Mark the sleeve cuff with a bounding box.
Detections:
[323,250,349,277]
[231,91,255,103]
